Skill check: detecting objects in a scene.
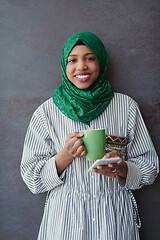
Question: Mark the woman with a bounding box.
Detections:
[20,32,159,240]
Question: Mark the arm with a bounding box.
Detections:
[118,100,159,190]
[20,106,62,194]
[92,99,159,190]
[20,106,86,194]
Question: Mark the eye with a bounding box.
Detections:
[68,58,77,63]
[86,57,96,61]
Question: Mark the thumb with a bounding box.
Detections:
[69,132,84,138]
[103,150,119,159]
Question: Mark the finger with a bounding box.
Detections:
[72,138,84,150]
[71,146,86,158]
[102,150,119,159]
[116,159,123,166]
[68,132,84,139]
[79,149,87,157]
[95,161,121,173]
[71,139,86,155]
[97,165,118,174]
[65,137,79,151]
[108,159,123,171]
[76,146,87,157]
[92,168,117,178]
[108,163,118,170]
[94,164,118,173]
[94,165,114,174]
[96,165,112,170]
[68,138,86,156]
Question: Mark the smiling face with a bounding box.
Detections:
[66,45,100,89]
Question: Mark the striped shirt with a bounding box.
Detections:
[20,93,159,240]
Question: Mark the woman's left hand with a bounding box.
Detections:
[91,150,128,179]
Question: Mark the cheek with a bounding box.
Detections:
[89,60,99,70]
[66,63,75,73]
[66,65,75,82]
[92,63,100,76]
[66,65,71,77]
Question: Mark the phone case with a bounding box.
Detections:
[88,157,120,172]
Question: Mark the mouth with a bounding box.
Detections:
[76,74,90,79]
[75,73,91,82]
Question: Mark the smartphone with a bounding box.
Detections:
[88,157,120,172]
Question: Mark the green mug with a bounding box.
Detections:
[80,129,106,161]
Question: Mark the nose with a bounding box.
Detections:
[76,59,87,71]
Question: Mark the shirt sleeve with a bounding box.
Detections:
[118,99,159,190]
[20,105,66,194]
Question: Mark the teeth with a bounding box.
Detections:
[76,75,89,79]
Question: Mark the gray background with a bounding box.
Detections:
[0,0,160,239]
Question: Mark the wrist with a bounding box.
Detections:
[56,149,74,164]
[55,149,74,176]
[117,161,128,179]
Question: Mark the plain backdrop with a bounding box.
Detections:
[0,0,160,239]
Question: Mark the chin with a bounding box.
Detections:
[77,86,89,90]
[75,83,92,89]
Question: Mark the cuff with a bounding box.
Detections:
[118,161,142,190]
[41,156,65,190]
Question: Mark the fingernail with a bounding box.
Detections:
[97,166,102,169]
[78,133,83,137]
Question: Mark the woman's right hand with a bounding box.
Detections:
[55,132,86,175]
[64,132,87,158]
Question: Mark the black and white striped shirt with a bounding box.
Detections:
[20,93,159,240]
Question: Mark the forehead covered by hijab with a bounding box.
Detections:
[61,32,108,74]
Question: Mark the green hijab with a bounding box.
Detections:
[52,32,114,125]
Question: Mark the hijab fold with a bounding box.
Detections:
[52,32,114,125]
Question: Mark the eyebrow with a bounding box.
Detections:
[68,53,94,57]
